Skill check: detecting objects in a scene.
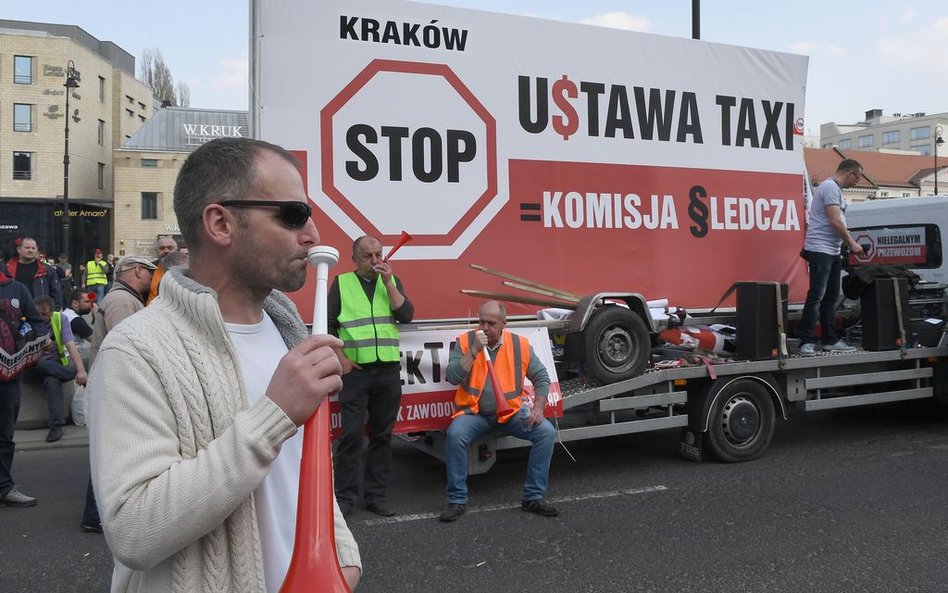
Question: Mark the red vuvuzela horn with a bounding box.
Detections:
[279,245,350,593]
[381,231,413,263]
[475,330,513,417]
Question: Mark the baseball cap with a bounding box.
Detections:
[115,255,158,274]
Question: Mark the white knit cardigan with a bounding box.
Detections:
[88,268,361,593]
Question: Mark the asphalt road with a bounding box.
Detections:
[3,399,947,593]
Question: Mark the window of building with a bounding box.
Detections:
[13,152,32,180]
[126,95,134,104]
[882,130,901,144]
[98,119,106,145]
[138,102,145,110]
[910,127,931,141]
[139,115,146,123]
[14,56,32,84]
[903,192,912,197]
[142,192,159,219]
[141,158,158,168]
[914,145,932,156]
[858,135,873,149]
[99,76,106,102]
[838,139,852,150]
[98,163,106,189]
[13,104,32,132]
[126,108,134,117]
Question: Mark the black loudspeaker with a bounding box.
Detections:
[861,277,910,351]
[736,282,789,360]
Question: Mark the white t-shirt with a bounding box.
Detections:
[804,177,847,255]
[226,314,301,593]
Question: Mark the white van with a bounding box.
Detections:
[845,196,948,284]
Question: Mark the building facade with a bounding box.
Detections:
[821,109,947,157]
[113,107,249,257]
[0,20,153,265]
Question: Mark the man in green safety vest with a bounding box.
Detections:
[26,295,87,442]
[83,249,110,303]
[329,235,414,518]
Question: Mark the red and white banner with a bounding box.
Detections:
[255,0,810,321]
[328,326,563,437]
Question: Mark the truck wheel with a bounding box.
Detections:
[706,379,775,463]
[581,305,650,385]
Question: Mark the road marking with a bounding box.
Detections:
[362,484,667,525]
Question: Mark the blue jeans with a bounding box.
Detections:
[89,284,106,303]
[0,377,23,497]
[445,413,555,504]
[798,250,842,345]
[25,359,76,428]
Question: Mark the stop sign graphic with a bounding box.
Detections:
[852,231,876,263]
[321,60,497,255]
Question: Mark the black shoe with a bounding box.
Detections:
[365,500,396,517]
[521,499,558,517]
[46,426,63,443]
[439,503,465,522]
[80,522,103,533]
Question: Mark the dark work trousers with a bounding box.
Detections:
[26,359,77,428]
[0,377,23,497]
[82,477,100,526]
[334,363,402,506]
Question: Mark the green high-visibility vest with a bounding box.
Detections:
[86,260,108,286]
[337,272,400,364]
[50,311,68,367]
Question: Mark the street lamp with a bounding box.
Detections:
[62,60,80,265]
[936,126,945,196]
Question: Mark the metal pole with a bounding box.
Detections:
[936,126,943,196]
[63,75,71,265]
[692,0,700,40]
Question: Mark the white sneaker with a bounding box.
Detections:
[1,485,37,507]
[799,343,817,356]
[822,340,856,353]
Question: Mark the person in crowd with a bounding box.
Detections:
[439,300,558,522]
[61,289,95,366]
[0,269,49,508]
[87,256,155,367]
[148,248,188,305]
[87,137,361,591]
[5,238,63,310]
[55,254,74,296]
[82,255,156,534]
[25,295,87,443]
[329,235,414,518]
[104,254,116,294]
[798,158,866,356]
[83,249,110,303]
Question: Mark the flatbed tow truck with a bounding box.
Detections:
[408,291,948,472]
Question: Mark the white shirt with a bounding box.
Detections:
[226,314,300,593]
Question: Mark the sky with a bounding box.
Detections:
[5,0,948,137]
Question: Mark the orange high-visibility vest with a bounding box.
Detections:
[453,330,529,423]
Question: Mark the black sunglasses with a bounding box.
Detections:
[217,200,312,229]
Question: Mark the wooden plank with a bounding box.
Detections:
[459,289,577,309]
[469,263,582,300]
[502,280,581,304]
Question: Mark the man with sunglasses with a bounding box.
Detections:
[798,158,865,356]
[328,235,414,518]
[87,137,361,593]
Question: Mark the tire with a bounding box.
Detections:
[580,305,650,385]
[706,379,776,463]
